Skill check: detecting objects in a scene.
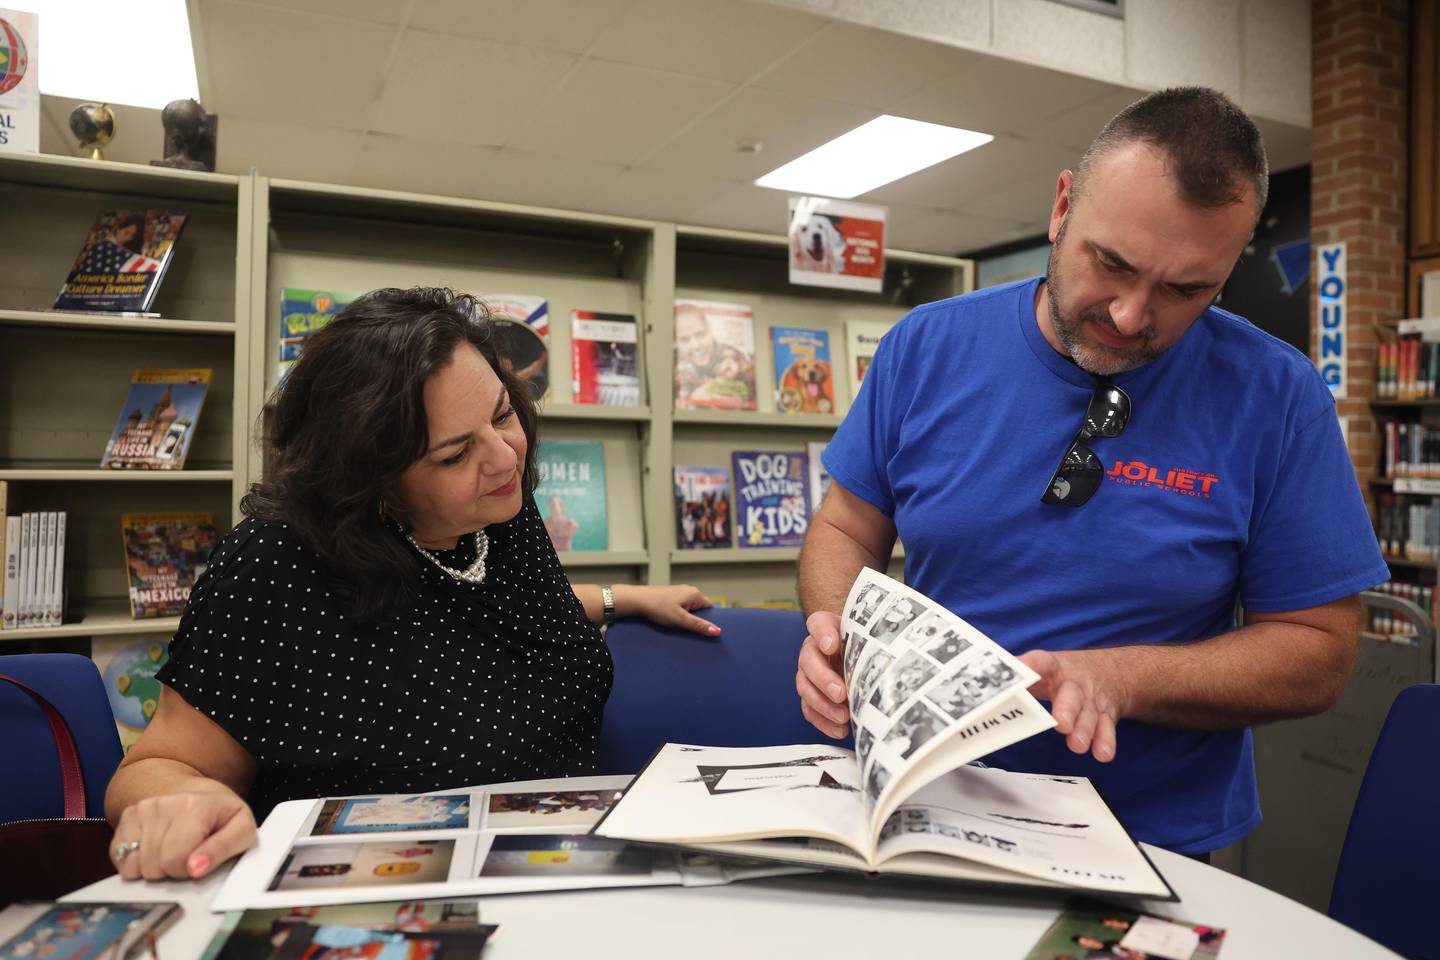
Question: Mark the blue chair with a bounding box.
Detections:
[0,653,124,822]
[1329,684,1440,960]
[596,607,852,774]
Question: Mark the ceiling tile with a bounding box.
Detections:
[830,0,990,49]
[219,117,365,183]
[753,20,971,108]
[862,135,1080,210]
[892,52,1125,136]
[992,0,1125,84]
[589,0,826,83]
[233,0,408,24]
[477,148,630,210]
[1124,0,1243,101]
[197,0,397,128]
[371,31,576,147]
[1010,88,1144,152]
[643,86,873,180]
[581,168,735,222]
[892,209,1040,256]
[948,170,1060,225]
[688,183,795,234]
[410,0,639,54]
[505,60,734,166]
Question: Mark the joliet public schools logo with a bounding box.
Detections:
[1106,459,1221,499]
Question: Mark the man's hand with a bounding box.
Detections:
[1019,648,1136,763]
[797,611,850,739]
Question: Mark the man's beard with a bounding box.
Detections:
[1045,223,1166,376]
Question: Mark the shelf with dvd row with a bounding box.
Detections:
[0,308,238,336]
[0,598,178,642]
[0,465,235,482]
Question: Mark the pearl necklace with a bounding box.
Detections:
[407,531,489,584]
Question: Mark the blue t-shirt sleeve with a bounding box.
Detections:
[823,321,906,516]
[1240,402,1389,611]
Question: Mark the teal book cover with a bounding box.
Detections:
[535,440,608,551]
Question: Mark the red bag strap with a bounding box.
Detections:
[0,673,87,819]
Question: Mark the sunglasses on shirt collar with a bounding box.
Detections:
[1041,379,1132,507]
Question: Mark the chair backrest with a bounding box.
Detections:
[596,607,852,774]
[1329,683,1440,959]
[0,653,124,822]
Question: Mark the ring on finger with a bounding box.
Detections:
[114,839,141,861]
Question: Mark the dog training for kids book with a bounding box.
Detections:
[592,568,1176,901]
[772,326,835,415]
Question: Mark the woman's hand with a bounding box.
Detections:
[111,789,257,881]
[616,584,720,636]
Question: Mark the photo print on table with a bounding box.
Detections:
[689,755,857,795]
[850,582,889,628]
[867,596,924,643]
[484,788,624,829]
[849,649,894,715]
[310,794,472,835]
[268,840,455,892]
[864,758,893,806]
[842,628,865,684]
[909,613,974,665]
[882,699,951,760]
[925,651,1020,721]
[868,650,939,716]
[478,835,654,878]
[855,725,875,760]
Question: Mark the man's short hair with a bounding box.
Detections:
[1075,86,1269,215]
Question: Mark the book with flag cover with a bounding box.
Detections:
[100,369,211,470]
[53,210,188,315]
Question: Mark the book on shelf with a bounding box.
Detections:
[846,319,890,402]
[535,440,607,552]
[52,210,188,316]
[771,326,835,415]
[279,288,351,384]
[8,510,63,629]
[1377,336,1440,401]
[1382,421,1440,478]
[92,637,170,752]
[806,441,831,517]
[0,901,182,960]
[209,775,797,912]
[674,299,757,411]
[1367,580,1435,641]
[202,898,498,959]
[0,497,14,630]
[100,369,211,470]
[674,466,731,550]
[571,310,640,406]
[0,482,6,628]
[592,568,1175,900]
[733,450,809,548]
[480,293,550,401]
[121,511,218,619]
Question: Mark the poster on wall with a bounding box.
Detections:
[1316,242,1347,399]
[0,9,37,155]
[787,197,885,293]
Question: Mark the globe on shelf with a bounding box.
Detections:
[69,102,115,160]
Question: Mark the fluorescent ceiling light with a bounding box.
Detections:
[24,0,199,108]
[755,115,993,199]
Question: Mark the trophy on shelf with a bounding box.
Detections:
[68,102,115,160]
[151,98,216,172]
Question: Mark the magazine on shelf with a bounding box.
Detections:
[674,466,731,550]
[121,511,218,619]
[0,901,182,960]
[846,319,890,402]
[479,293,550,401]
[210,774,803,912]
[771,326,835,415]
[100,369,211,470]
[673,299,757,410]
[1,513,16,630]
[278,288,351,384]
[591,567,1175,901]
[571,310,640,406]
[19,512,36,628]
[534,441,607,551]
[52,210,188,315]
[733,450,809,548]
[200,898,498,960]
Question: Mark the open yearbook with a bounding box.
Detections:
[592,568,1176,901]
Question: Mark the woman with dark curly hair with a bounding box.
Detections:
[103,287,717,883]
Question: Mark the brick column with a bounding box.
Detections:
[1310,0,1409,489]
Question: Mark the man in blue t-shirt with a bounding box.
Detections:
[794,87,1388,855]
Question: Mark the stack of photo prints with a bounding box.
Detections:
[212,775,798,912]
[592,569,1176,900]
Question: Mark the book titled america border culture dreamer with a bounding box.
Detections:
[101,369,211,470]
[591,568,1176,901]
[53,210,187,315]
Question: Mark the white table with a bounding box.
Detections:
[66,846,1398,958]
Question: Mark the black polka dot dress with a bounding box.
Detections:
[156,496,613,822]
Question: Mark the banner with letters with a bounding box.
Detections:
[1316,241,1347,399]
